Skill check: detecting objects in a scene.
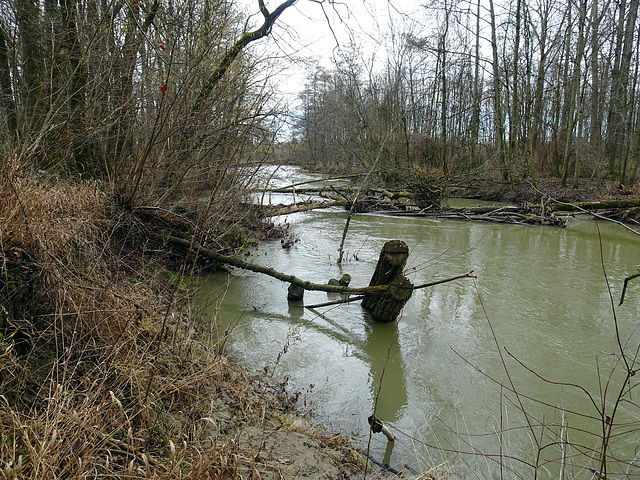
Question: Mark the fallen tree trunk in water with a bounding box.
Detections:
[383,205,566,226]
[264,200,347,216]
[550,199,640,211]
[169,236,473,322]
[168,235,387,295]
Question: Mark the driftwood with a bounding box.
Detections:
[550,199,640,211]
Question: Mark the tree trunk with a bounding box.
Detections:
[509,0,522,171]
[489,0,509,181]
[0,25,16,135]
[361,240,414,323]
[16,0,43,128]
[561,0,587,187]
[526,3,549,185]
[470,0,481,166]
[606,0,639,180]
[589,0,602,147]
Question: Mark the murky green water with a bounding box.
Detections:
[196,166,640,478]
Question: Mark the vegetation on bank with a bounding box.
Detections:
[1,0,639,476]
[0,166,368,479]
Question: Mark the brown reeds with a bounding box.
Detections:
[0,166,359,479]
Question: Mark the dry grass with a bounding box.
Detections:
[0,166,360,479]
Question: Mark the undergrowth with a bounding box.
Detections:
[0,166,360,479]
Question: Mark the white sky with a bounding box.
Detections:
[237,0,427,101]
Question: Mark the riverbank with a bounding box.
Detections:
[0,171,369,479]
[448,175,639,203]
[3,167,636,479]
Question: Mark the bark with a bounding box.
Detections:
[361,240,414,323]
[167,235,387,295]
[0,25,16,135]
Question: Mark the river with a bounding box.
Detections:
[195,166,640,479]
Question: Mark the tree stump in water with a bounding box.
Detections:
[362,240,414,322]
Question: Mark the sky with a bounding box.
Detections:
[236,0,426,101]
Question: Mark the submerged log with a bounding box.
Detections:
[265,200,347,217]
[167,235,387,295]
[361,240,414,323]
[550,199,640,211]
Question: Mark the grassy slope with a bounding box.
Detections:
[0,170,364,479]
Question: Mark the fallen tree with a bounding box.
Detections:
[381,205,567,227]
[168,236,475,322]
[168,235,388,295]
[264,200,348,216]
[550,199,640,211]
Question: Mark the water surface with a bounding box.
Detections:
[196,167,640,478]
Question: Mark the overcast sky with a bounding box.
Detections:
[237,0,426,100]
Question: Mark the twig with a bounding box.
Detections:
[619,270,640,306]
[413,271,476,290]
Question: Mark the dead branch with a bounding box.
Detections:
[167,235,386,295]
[304,271,476,309]
[619,270,640,305]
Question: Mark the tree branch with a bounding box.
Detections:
[619,270,640,305]
[167,235,387,295]
[192,0,297,112]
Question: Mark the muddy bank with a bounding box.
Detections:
[0,174,378,480]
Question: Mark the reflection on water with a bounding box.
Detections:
[195,167,640,478]
[362,319,407,423]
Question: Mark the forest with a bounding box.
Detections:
[289,0,640,190]
[0,0,639,478]
[1,0,640,195]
